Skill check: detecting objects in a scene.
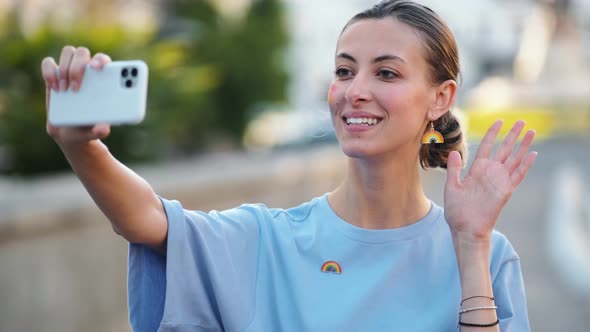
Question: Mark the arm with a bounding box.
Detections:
[444,120,537,331]
[453,236,497,331]
[41,46,167,251]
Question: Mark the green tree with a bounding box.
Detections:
[155,0,290,153]
[0,11,158,175]
[0,0,290,175]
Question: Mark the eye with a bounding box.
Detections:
[335,68,353,78]
[377,69,398,80]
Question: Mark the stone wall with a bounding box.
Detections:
[0,145,348,332]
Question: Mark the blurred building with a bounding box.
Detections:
[2,0,588,148]
[248,0,590,148]
[2,0,588,107]
[0,0,158,35]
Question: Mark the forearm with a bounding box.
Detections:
[61,140,167,248]
[453,234,499,332]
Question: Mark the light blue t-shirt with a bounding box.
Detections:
[128,194,530,332]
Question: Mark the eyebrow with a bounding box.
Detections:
[336,52,406,64]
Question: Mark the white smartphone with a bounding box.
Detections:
[48,60,148,126]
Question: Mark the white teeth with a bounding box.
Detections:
[346,117,379,125]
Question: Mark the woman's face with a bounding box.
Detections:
[329,18,437,160]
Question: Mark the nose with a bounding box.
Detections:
[344,73,372,106]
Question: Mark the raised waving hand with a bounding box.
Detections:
[444,120,538,241]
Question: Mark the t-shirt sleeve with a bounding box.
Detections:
[127,198,263,332]
[490,233,531,332]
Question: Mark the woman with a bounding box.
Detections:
[41,0,536,331]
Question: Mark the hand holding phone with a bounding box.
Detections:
[40,48,169,253]
[48,60,148,126]
[42,47,147,147]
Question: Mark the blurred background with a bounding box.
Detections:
[0,0,588,331]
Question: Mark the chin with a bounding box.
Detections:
[339,141,379,159]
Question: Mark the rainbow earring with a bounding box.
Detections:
[421,122,444,144]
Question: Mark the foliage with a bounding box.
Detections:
[0,0,289,175]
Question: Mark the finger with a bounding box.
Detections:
[45,85,50,115]
[41,57,59,91]
[445,150,463,188]
[474,120,503,160]
[48,124,111,143]
[493,120,526,163]
[68,47,92,92]
[42,57,58,113]
[92,123,111,140]
[89,52,112,70]
[58,45,76,91]
[510,151,538,188]
[46,121,58,138]
[506,129,536,174]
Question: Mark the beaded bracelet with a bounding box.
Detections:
[459,319,500,327]
[460,295,495,306]
[459,305,497,314]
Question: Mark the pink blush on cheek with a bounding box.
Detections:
[327,83,336,104]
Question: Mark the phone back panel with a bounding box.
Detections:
[48,60,148,126]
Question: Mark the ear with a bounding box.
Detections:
[428,79,457,121]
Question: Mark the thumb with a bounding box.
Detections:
[446,150,462,188]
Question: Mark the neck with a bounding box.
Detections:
[328,153,431,230]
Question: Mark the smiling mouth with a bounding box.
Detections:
[343,116,383,126]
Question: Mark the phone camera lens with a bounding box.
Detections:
[125,79,133,88]
[122,68,129,77]
[131,68,138,77]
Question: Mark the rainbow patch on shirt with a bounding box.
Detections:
[421,130,444,144]
[321,261,342,274]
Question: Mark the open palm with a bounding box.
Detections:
[444,120,537,239]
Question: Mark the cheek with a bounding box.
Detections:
[327,82,345,114]
[327,82,336,105]
[378,84,425,116]
[374,86,401,112]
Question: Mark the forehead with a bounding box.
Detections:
[337,18,425,63]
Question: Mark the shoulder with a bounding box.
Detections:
[487,230,530,329]
[208,195,324,226]
[437,207,521,274]
[159,195,324,230]
[269,195,324,222]
[489,229,522,281]
[436,207,519,264]
[490,229,520,263]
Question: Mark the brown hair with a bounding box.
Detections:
[343,0,466,169]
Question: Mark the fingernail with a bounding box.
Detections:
[59,80,67,91]
[90,59,100,68]
[70,81,79,92]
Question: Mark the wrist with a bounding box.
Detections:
[452,234,494,301]
[59,140,110,167]
[452,232,491,273]
[452,231,492,251]
[59,139,106,156]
